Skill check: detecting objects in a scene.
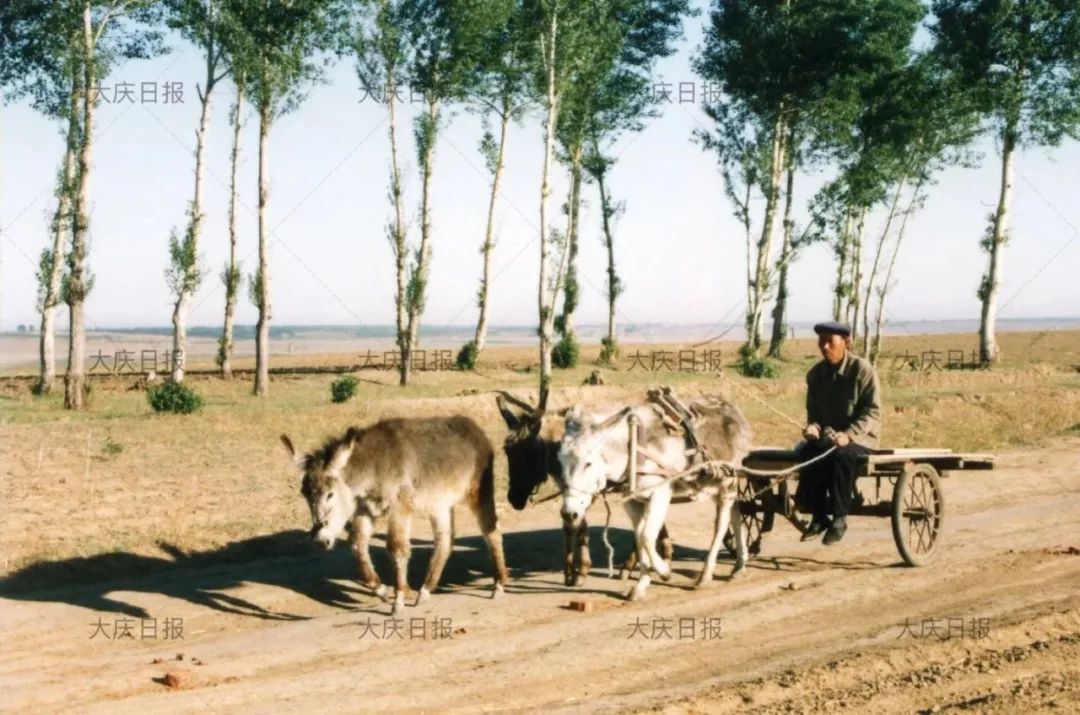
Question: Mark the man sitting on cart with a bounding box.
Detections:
[797,320,881,545]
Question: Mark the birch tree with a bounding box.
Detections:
[525,0,597,409]
[932,0,1080,365]
[217,68,244,379]
[353,0,411,385]
[229,0,341,396]
[164,0,231,382]
[456,0,532,369]
[1,1,85,394]
[58,1,166,409]
[581,0,691,365]
[697,0,922,357]
[393,0,491,385]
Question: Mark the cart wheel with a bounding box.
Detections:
[725,477,766,557]
[891,463,945,566]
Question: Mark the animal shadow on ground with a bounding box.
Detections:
[0,525,694,619]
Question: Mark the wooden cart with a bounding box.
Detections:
[734,447,995,566]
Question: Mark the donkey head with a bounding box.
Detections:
[497,392,558,511]
[281,430,358,550]
[558,406,632,525]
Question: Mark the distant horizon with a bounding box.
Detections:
[4,315,1078,336]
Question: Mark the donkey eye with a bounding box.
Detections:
[326,491,334,500]
[584,462,593,470]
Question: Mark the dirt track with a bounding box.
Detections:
[1,438,1078,714]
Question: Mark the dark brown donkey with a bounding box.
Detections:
[282,416,508,616]
[496,392,672,586]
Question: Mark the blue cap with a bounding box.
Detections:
[813,321,851,337]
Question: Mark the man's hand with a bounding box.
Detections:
[832,431,851,447]
[803,424,821,441]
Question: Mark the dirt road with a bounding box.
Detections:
[2,438,1078,714]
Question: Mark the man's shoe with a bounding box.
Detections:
[801,518,829,542]
[823,518,847,545]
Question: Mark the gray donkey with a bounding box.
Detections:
[281,416,508,615]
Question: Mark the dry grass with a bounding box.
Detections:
[0,329,1077,584]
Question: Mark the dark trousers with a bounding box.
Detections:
[794,441,869,521]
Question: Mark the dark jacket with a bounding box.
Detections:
[806,351,881,448]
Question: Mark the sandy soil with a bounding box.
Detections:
[1,438,1078,714]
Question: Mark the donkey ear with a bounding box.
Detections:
[280,434,305,469]
[280,434,296,459]
[597,406,632,431]
[328,442,353,474]
[496,395,524,431]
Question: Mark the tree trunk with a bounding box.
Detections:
[385,67,408,385]
[979,124,1015,365]
[832,211,852,321]
[861,173,907,355]
[40,78,80,394]
[220,82,243,380]
[596,154,619,358]
[537,10,558,411]
[171,75,214,382]
[871,174,925,365]
[558,146,583,340]
[767,152,796,358]
[402,97,439,386]
[474,104,510,355]
[847,209,866,345]
[253,101,271,397]
[746,112,786,354]
[64,5,95,411]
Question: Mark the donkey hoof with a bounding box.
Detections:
[656,563,673,582]
[693,574,714,589]
[573,573,588,587]
[730,565,747,580]
[492,583,505,599]
[414,588,431,606]
[391,597,406,617]
[373,584,390,601]
[626,586,646,602]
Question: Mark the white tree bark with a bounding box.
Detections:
[402,97,439,386]
[220,82,243,379]
[474,104,510,355]
[253,101,271,396]
[747,112,786,353]
[861,172,907,355]
[767,148,796,358]
[537,5,559,411]
[979,124,1015,365]
[384,66,409,383]
[871,174,926,365]
[40,77,80,394]
[64,4,96,411]
[171,8,219,383]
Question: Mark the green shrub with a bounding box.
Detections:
[330,375,359,404]
[455,341,478,370]
[102,435,124,457]
[737,346,779,379]
[734,354,777,380]
[147,379,205,413]
[598,337,619,366]
[552,332,580,369]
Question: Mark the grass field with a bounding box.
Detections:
[1,329,1077,584]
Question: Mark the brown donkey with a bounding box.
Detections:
[282,416,508,615]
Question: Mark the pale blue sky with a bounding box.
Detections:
[1,8,1078,335]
